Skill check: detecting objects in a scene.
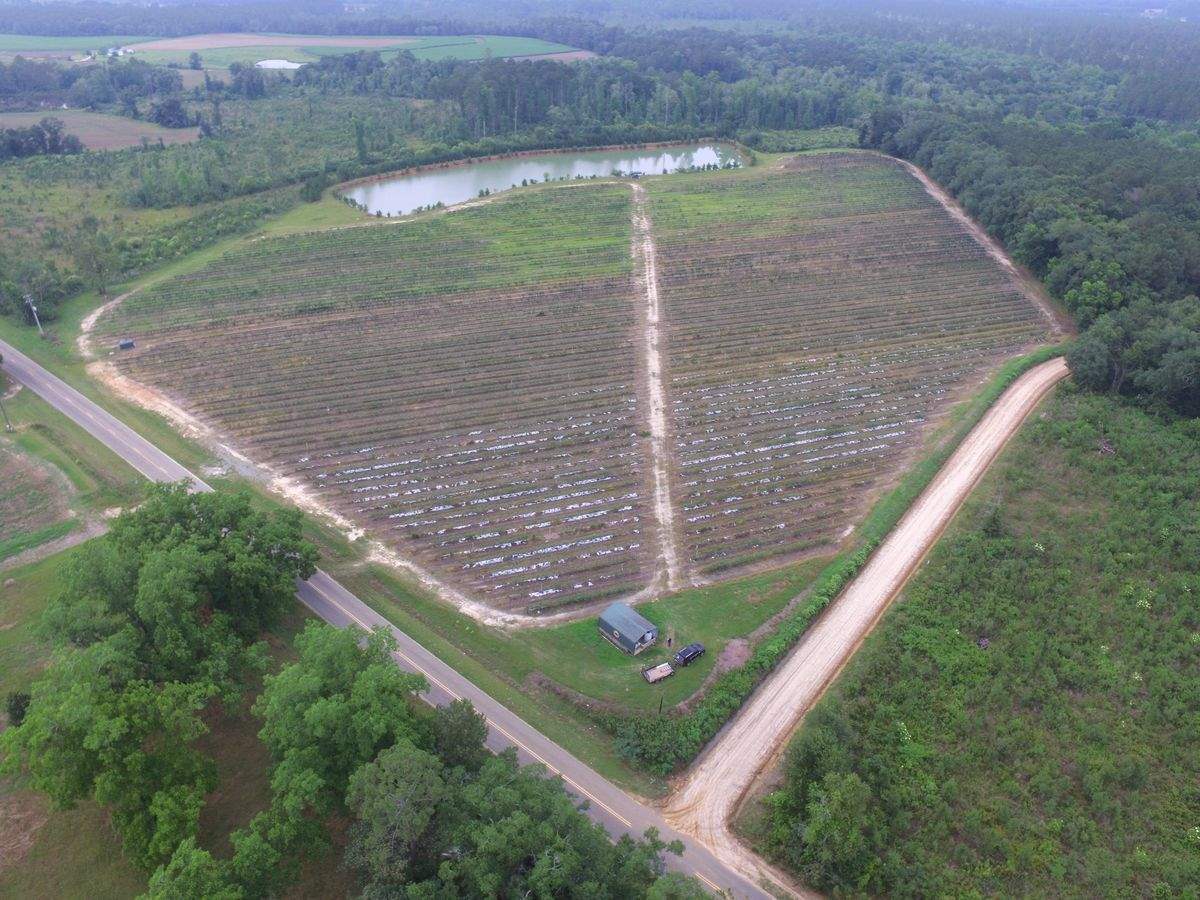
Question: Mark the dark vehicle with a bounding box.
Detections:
[118,338,135,350]
[673,642,705,667]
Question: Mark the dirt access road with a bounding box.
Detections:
[666,356,1069,893]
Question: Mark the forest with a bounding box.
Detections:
[1,1,1196,413]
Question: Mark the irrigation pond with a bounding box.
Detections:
[341,142,743,216]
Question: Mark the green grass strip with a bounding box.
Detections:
[0,519,77,562]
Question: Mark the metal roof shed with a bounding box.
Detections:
[598,602,659,655]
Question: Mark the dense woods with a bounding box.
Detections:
[0,115,82,159]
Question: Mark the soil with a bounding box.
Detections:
[0,791,48,874]
[629,182,685,592]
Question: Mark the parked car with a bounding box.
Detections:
[642,662,675,683]
[673,642,706,667]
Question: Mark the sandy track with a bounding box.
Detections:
[666,357,1069,894]
[630,182,685,591]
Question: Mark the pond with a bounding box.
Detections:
[340,142,743,217]
[255,58,304,69]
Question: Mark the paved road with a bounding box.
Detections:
[0,337,768,899]
[666,357,1069,888]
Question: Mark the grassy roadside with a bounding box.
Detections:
[1,387,145,563]
[4,386,145,512]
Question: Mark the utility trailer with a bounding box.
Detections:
[642,662,675,684]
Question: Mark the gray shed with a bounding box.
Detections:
[598,602,658,655]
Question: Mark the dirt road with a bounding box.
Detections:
[666,357,1069,893]
[630,182,685,592]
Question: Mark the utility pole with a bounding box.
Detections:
[24,294,45,337]
[0,354,13,433]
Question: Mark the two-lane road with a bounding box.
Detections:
[1,337,768,899]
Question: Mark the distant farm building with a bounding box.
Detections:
[598,602,658,655]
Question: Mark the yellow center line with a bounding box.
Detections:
[696,873,721,892]
[303,578,633,830]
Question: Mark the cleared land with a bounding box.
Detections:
[100,154,1052,616]
[101,185,659,612]
[646,153,1050,577]
[0,110,199,150]
[122,33,587,66]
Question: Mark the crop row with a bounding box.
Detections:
[646,153,1050,573]
[107,155,1052,610]
[111,185,659,611]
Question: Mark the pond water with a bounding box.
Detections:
[255,58,303,69]
[341,142,743,217]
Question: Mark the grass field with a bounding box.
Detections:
[751,388,1200,896]
[0,34,148,55]
[96,154,1051,616]
[0,448,75,562]
[123,33,584,68]
[0,384,147,563]
[0,110,199,150]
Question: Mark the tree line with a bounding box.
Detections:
[0,116,82,160]
[861,108,1200,416]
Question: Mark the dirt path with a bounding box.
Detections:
[665,357,1069,895]
[629,182,685,592]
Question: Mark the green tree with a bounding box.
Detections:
[144,839,241,899]
[0,642,217,868]
[253,621,427,805]
[345,739,449,890]
[798,771,880,891]
[432,697,490,772]
[72,216,120,295]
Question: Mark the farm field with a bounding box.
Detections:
[121,33,586,67]
[0,33,148,59]
[101,183,659,612]
[0,110,199,150]
[646,153,1050,575]
[752,390,1200,897]
[99,153,1052,616]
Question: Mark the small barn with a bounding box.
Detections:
[598,602,658,655]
